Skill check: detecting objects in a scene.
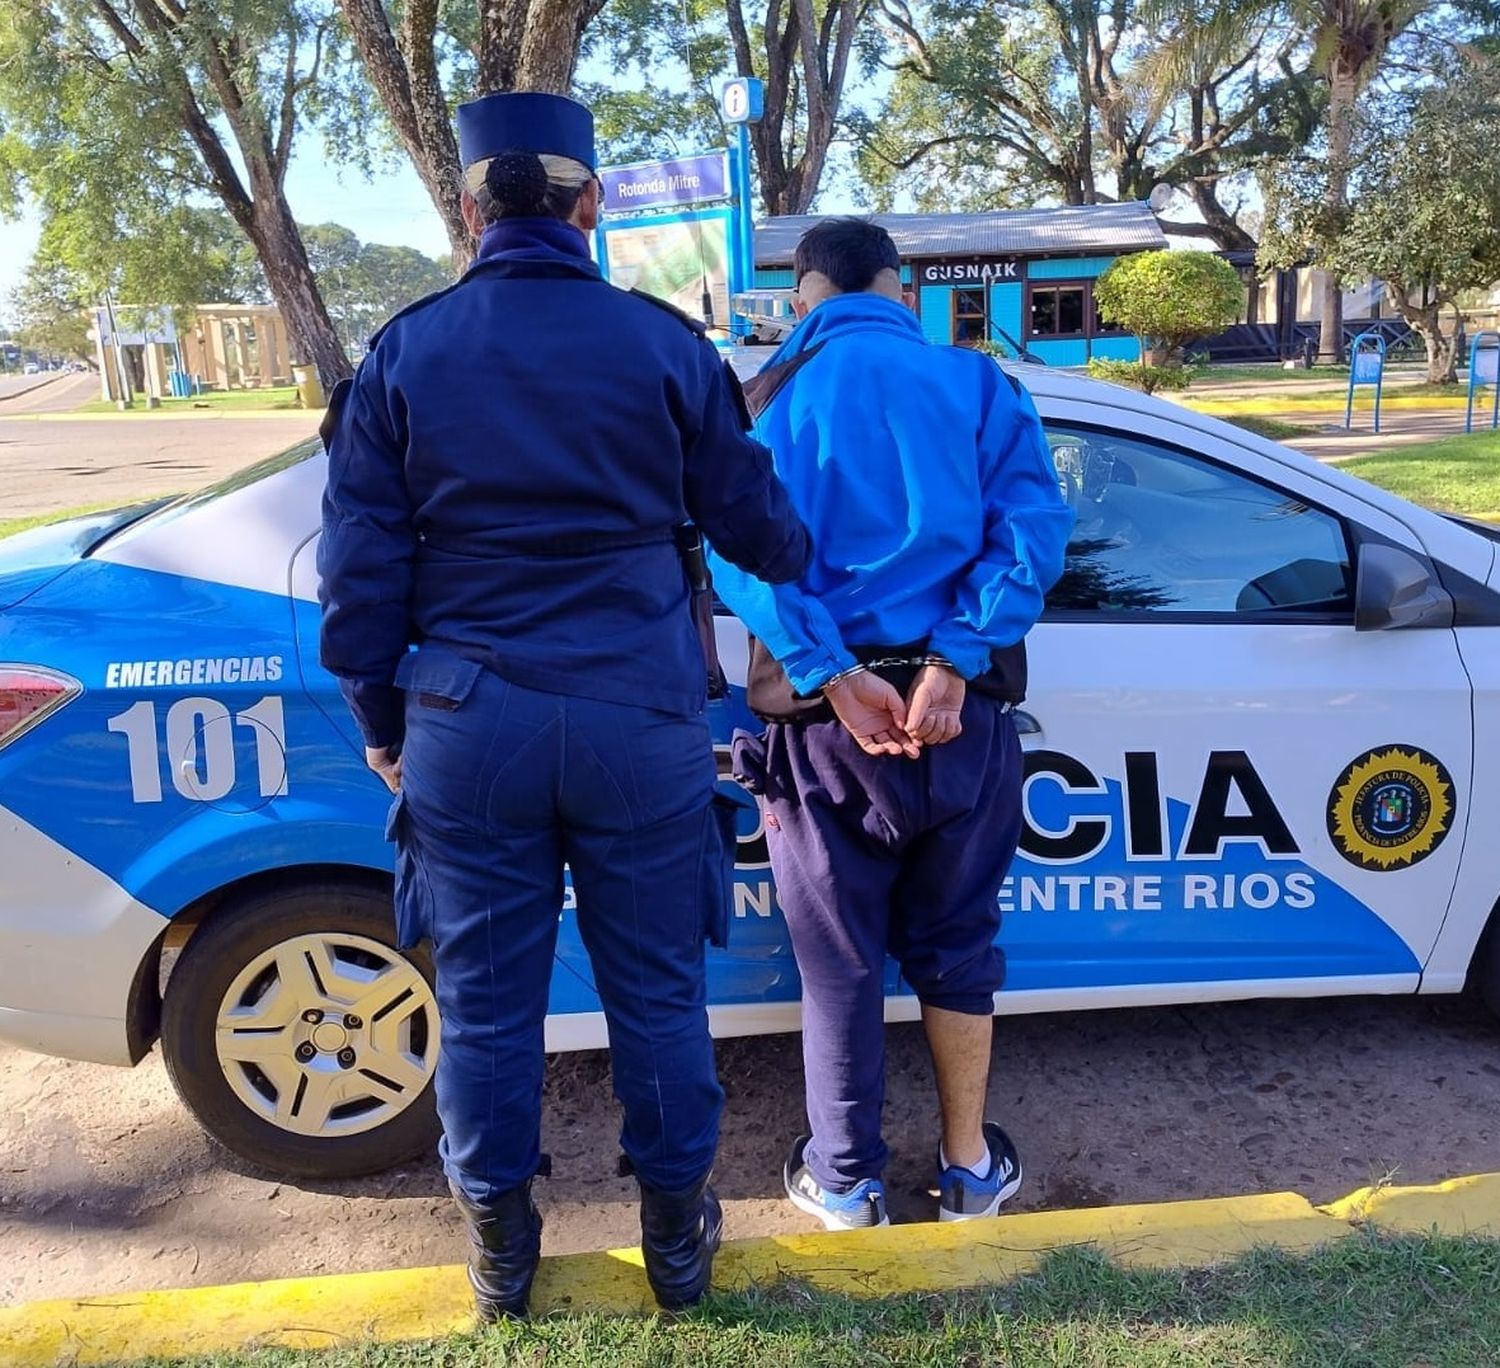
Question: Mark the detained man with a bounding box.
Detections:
[709,218,1073,1228]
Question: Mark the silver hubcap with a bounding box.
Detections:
[215,932,439,1138]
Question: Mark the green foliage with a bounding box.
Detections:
[0,0,360,382]
[8,205,268,366]
[35,207,266,311]
[9,246,92,361]
[301,224,450,350]
[1264,60,1500,305]
[1094,251,1244,362]
[1086,357,1195,394]
[858,0,1315,236]
[1260,54,1500,380]
[584,0,867,213]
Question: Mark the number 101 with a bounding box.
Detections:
[107,696,289,804]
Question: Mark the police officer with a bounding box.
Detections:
[317,92,810,1317]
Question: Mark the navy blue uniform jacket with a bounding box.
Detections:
[318,219,811,748]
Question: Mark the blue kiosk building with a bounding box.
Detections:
[752,202,1165,364]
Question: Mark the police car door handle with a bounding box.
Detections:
[1012,709,1042,736]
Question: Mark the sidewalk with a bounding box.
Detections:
[3,1172,1498,1365]
[1274,407,1473,461]
[1188,368,1440,401]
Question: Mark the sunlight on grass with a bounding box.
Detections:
[129,1234,1500,1368]
[1339,429,1500,520]
[73,386,304,415]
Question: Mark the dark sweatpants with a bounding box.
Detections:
[737,695,1022,1192]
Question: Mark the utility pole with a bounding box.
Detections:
[103,292,133,410]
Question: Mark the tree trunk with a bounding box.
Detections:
[514,0,598,90]
[1415,312,1458,384]
[337,0,470,268]
[1188,181,1257,253]
[243,182,354,388]
[1386,287,1458,386]
[1318,64,1360,364]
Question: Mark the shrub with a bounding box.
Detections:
[1094,250,1244,366]
[1086,358,1194,395]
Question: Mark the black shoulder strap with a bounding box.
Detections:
[318,376,354,451]
[740,343,827,420]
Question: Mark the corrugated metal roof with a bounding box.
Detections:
[755,202,1166,265]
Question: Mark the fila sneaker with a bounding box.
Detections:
[936,1122,1024,1222]
[783,1135,890,1231]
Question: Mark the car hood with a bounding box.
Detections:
[0,502,172,610]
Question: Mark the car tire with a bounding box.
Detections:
[1476,915,1500,1022]
[161,881,442,1180]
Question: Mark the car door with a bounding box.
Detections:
[990,401,1473,1009]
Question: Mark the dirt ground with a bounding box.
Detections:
[3,993,1499,1307]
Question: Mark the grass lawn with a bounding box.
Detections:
[74,385,305,415]
[1220,413,1321,440]
[126,1234,1500,1368]
[0,502,122,540]
[1340,429,1500,521]
[1193,363,1360,384]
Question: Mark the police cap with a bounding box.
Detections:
[456,93,596,172]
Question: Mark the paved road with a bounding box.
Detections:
[2,993,1498,1306]
[0,412,319,520]
[0,373,98,414]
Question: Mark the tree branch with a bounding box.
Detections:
[273,20,301,184]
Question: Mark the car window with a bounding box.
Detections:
[1044,424,1354,618]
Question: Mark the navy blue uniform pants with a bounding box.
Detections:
[389,647,727,1205]
[742,695,1021,1192]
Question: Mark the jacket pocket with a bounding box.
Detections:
[394,646,483,712]
[385,790,435,949]
[730,727,769,796]
[699,792,740,949]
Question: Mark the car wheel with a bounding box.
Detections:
[161,881,442,1179]
[1475,914,1500,1022]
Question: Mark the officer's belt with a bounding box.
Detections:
[418,527,677,558]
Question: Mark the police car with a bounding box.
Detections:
[2,365,1497,1179]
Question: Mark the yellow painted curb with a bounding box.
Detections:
[1180,396,1471,417]
[1321,1171,1500,1234]
[26,409,323,423]
[1,1175,1496,1365]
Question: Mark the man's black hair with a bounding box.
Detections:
[793,217,902,293]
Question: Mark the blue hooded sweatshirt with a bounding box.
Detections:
[707,291,1074,693]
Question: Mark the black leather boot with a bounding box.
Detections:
[449,1180,543,1322]
[638,1173,724,1310]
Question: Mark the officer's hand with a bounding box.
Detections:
[906,665,965,747]
[366,746,403,794]
[824,671,919,759]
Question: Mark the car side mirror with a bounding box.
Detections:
[1354,542,1453,631]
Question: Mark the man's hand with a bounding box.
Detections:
[905,664,965,747]
[366,745,403,794]
[824,670,920,759]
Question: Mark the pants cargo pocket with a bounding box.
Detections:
[385,790,435,950]
[699,793,740,949]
